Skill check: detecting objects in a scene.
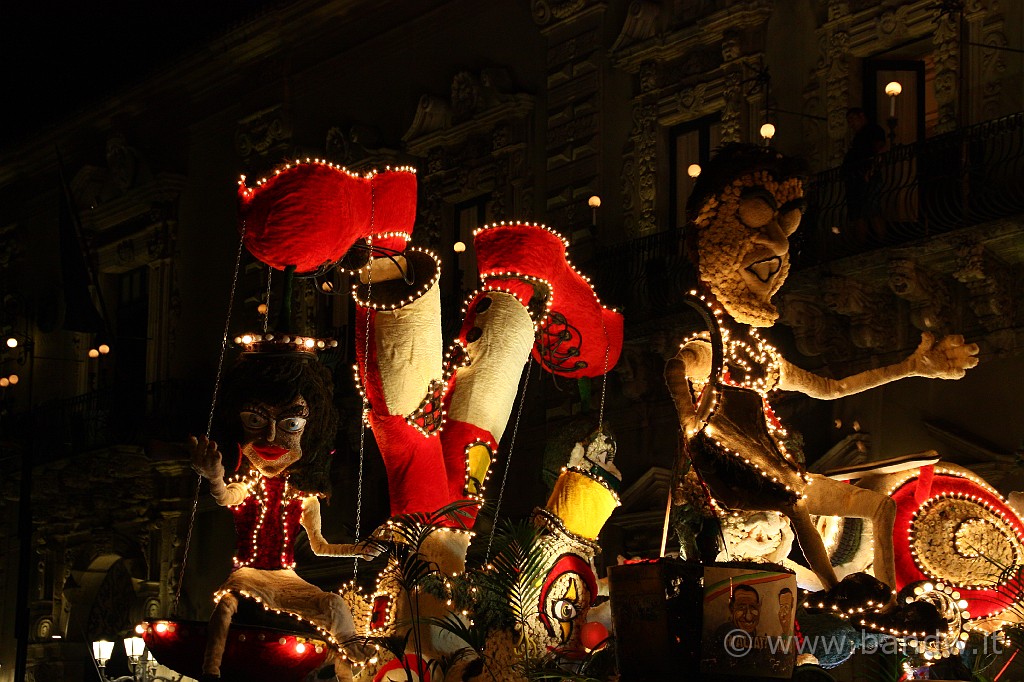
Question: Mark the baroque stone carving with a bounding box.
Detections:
[822,274,898,351]
[675,84,708,115]
[105,134,139,193]
[532,0,587,26]
[824,29,851,164]
[719,68,743,142]
[610,0,660,51]
[621,104,657,238]
[980,26,1008,120]
[888,257,951,333]
[953,240,1014,332]
[932,9,960,134]
[235,105,293,159]
[777,293,849,358]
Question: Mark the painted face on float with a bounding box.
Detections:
[729,586,761,634]
[238,396,308,477]
[694,172,804,327]
[532,552,598,651]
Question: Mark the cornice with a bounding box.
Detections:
[611,3,772,73]
[404,95,535,156]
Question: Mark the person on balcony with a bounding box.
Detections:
[842,107,887,243]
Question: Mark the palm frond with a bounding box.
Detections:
[470,519,549,628]
[422,613,490,655]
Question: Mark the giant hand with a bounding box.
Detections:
[189,435,225,481]
[909,333,979,380]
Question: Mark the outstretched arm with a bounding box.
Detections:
[778,332,979,399]
[300,496,381,559]
[189,435,247,506]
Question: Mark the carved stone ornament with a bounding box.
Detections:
[822,274,897,351]
[777,293,849,358]
[105,134,138,193]
[887,257,950,333]
[721,31,742,62]
[610,0,660,51]
[404,95,454,141]
[532,0,587,26]
[235,105,293,159]
[620,104,657,238]
[931,10,960,134]
[675,84,708,115]
[953,240,1014,332]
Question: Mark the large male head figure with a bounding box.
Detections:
[729,584,761,634]
[686,144,807,327]
[778,587,794,630]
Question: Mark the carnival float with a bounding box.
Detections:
[136,146,1024,682]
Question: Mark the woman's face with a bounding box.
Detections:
[238,395,308,477]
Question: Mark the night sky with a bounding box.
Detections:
[1,0,288,150]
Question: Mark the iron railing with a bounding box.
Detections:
[587,112,1024,319]
[800,111,1024,264]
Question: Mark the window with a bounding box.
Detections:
[451,195,490,298]
[670,114,722,230]
[114,266,148,397]
[864,59,931,144]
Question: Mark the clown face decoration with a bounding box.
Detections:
[692,170,804,327]
[536,553,599,649]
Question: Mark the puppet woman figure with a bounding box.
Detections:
[665,144,978,612]
[190,352,378,680]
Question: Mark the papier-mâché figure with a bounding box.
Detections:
[665,144,978,609]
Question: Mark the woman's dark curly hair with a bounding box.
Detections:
[215,354,339,496]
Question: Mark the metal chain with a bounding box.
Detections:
[353,190,375,580]
[262,267,272,334]
[485,356,532,562]
[174,225,247,615]
[598,342,611,430]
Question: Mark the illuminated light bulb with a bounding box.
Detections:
[155,622,168,634]
[98,344,110,354]
[958,600,969,610]
[304,338,315,349]
[0,378,8,387]
[241,335,254,345]
[760,122,776,140]
[7,375,17,385]
[295,642,306,654]
[135,623,146,635]
[6,337,17,348]
[234,336,242,344]
[321,281,334,293]
[687,164,702,178]
[88,348,100,358]
[453,241,466,253]
[885,81,903,98]
[257,303,269,314]
[588,195,601,208]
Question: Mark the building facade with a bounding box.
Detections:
[1,1,1022,680]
